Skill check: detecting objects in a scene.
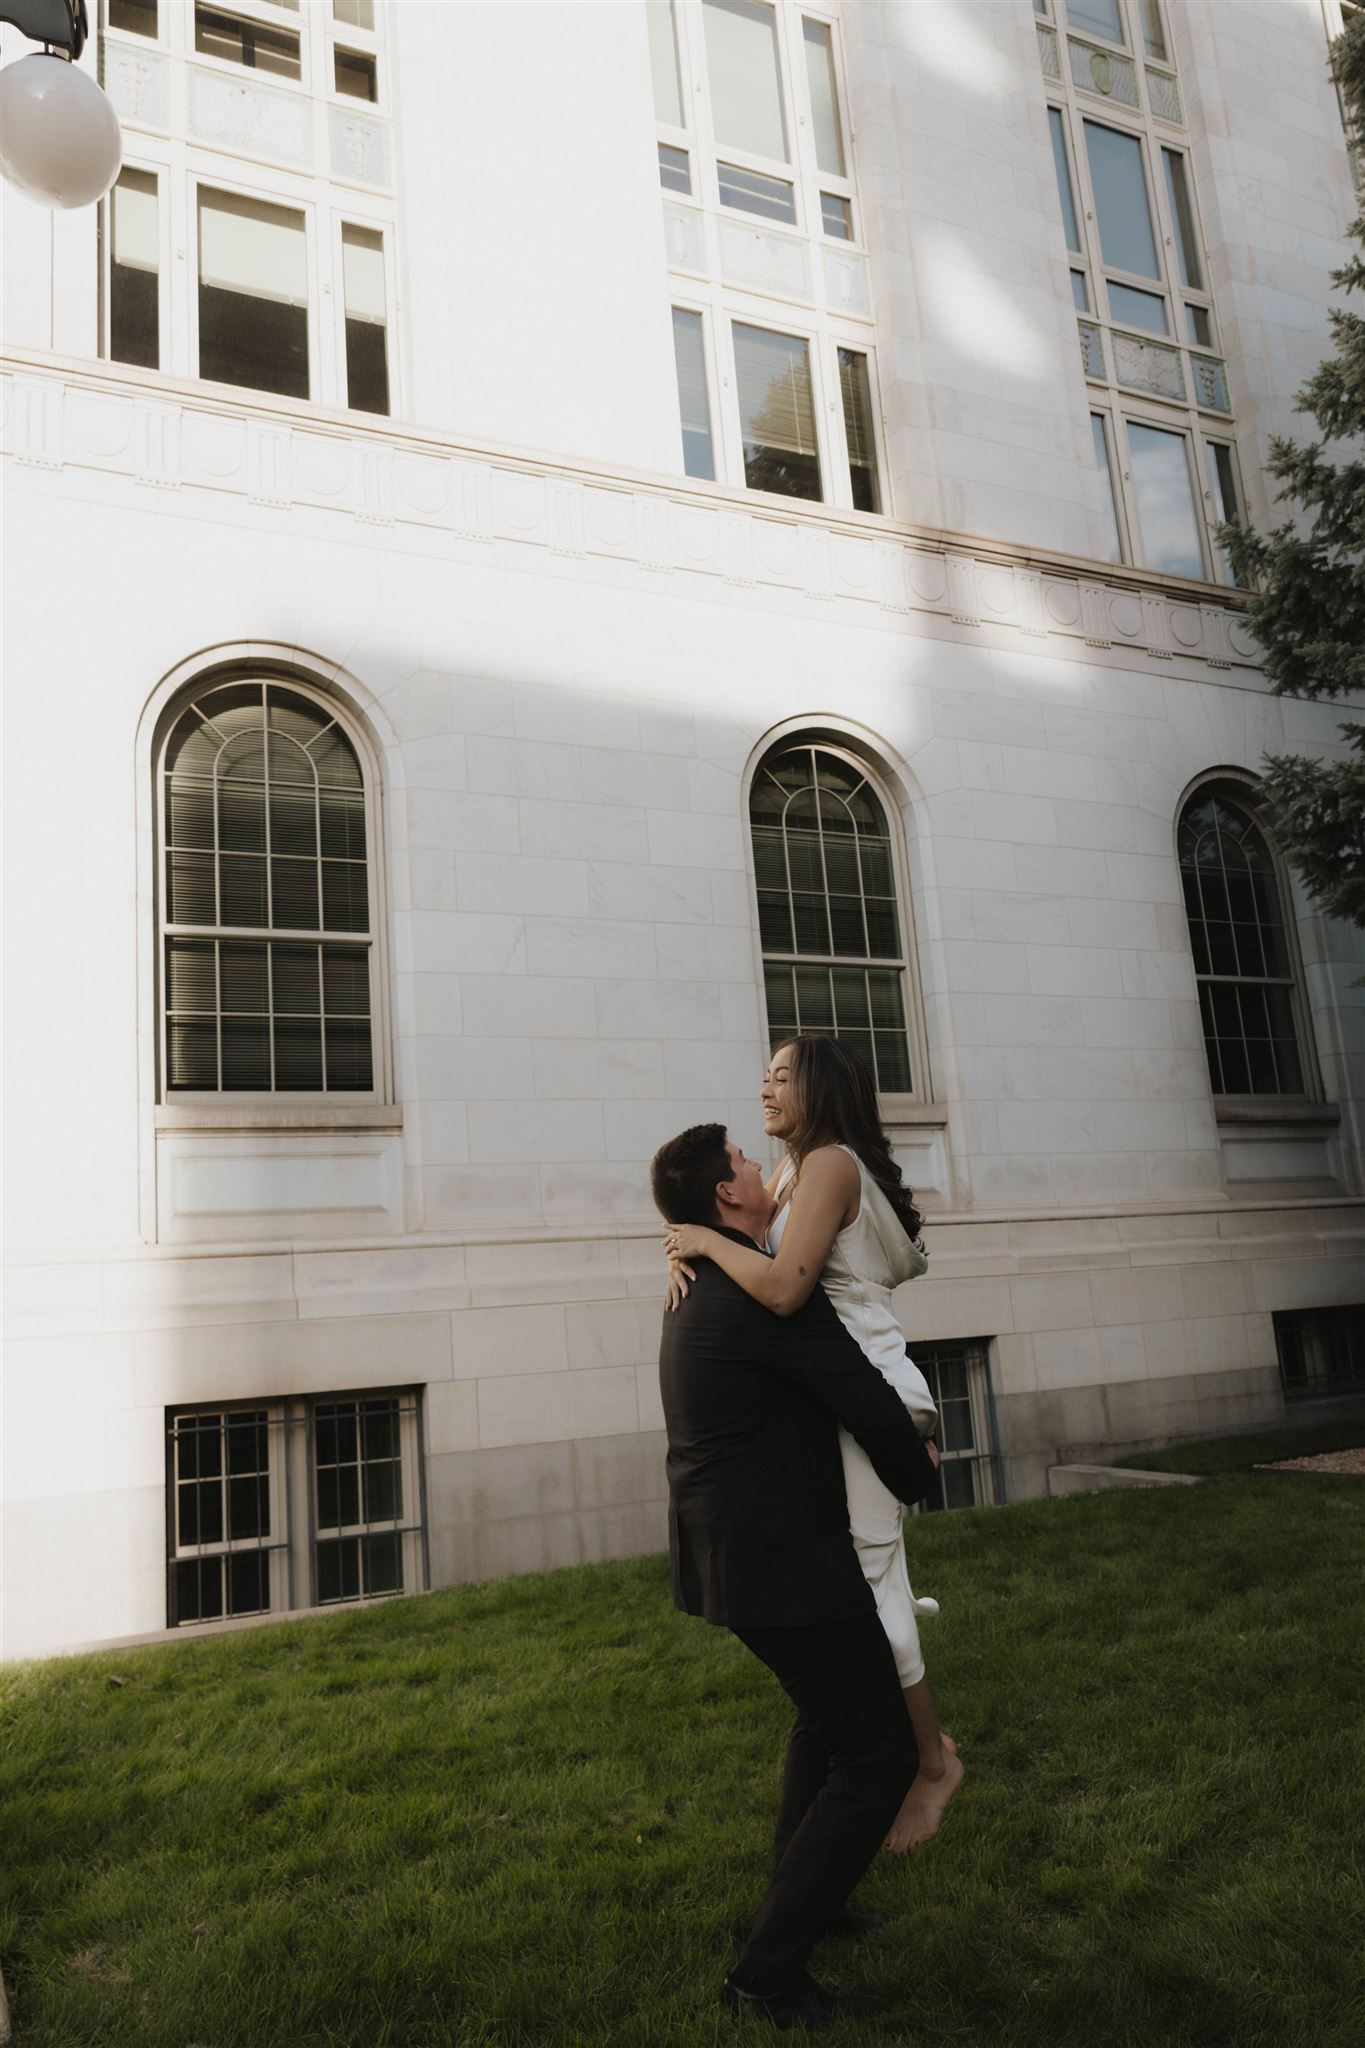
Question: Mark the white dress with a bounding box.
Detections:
[768,1146,938,1688]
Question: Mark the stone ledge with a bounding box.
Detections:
[1047,1462,1202,1496]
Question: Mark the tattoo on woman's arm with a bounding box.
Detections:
[798,1263,807,1276]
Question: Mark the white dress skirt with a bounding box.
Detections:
[769,1146,938,1688]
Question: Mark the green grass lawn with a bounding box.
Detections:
[3,1468,1364,2048]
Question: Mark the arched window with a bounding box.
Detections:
[159,678,375,1094]
[1177,788,1307,1097]
[750,740,921,1095]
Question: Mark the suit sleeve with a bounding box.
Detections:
[763,1287,938,1508]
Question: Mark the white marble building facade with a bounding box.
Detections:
[2,0,1362,1660]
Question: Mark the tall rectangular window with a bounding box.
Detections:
[1139,0,1167,60]
[1162,150,1203,290]
[1090,413,1124,561]
[647,0,684,127]
[702,0,788,162]
[1084,122,1160,278]
[1049,107,1081,253]
[198,189,309,400]
[1206,439,1246,585]
[110,168,160,370]
[733,323,821,501]
[839,348,880,513]
[1127,421,1204,578]
[672,308,716,481]
[802,18,845,176]
[341,225,389,416]
[905,1342,1001,1512]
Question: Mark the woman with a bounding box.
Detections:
[664,1034,964,1855]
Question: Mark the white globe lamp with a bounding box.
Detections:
[0,0,122,210]
[0,51,121,208]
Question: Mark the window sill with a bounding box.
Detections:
[1214,1100,1340,1131]
[880,1099,949,1130]
[156,1103,401,1132]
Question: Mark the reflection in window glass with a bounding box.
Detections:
[672,308,716,481]
[342,225,389,416]
[1049,108,1081,254]
[702,0,788,162]
[194,6,302,79]
[1139,0,1167,60]
[1084,121,1159,278]
[110,169,159,370]
[646,1,684,128]
[1186,304,1212,346]
[1090,413,1124,562]
[1207,441,1246,585]
[658,143,691,194]
[1071,268,1089,310]
[821,192,852,240]
[839,349,880,513]
[733,323,821,502]
[110,0,158,34]
[1068,0,1125,43]
[1162,150,1203,291]
[335,48,377,101]
[1108,280,1167,333]
[1127,421,1204,579]
[802,18,845,177]
[198,189,309,399]
[718,162,797,223]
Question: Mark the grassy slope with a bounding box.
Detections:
[2,1477,1364,2048]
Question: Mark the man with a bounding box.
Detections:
[651,1122,940,2032]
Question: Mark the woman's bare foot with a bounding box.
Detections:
[885,1746,965,1856]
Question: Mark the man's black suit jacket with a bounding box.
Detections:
[658,1227,938,1630]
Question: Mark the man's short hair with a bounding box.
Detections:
[651,1123,730,1227]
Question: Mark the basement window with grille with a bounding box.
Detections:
[906,1340,1002,1511]
[166,1390,427,1627]
[1274,1308,1365,1403]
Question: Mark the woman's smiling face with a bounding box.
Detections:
[760,1046,797,1140]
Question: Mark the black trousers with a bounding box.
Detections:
[730,1610,918,1994]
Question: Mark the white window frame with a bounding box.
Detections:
[331,212,397,416]
[188,0,311,97]
[100,157,172,373]
[671,293,889,513]
[1044,11,1236,581]
[154,672,393,1109]
[190,173,320,404]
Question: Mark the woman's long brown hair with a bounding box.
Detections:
[776,1035,924,1244]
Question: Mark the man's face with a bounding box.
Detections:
[718,1141,773,1232]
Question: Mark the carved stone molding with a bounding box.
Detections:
[0,359,1262,679]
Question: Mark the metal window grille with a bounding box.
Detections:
[160,680,374,1095]
[166,1391,425,1627]
[1274,1307,1365,1402]
[752,743,915,1094]
[1177,793,1306,1097]
[906,1339,1003,1512]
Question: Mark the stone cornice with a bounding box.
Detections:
[2,346,1261,676]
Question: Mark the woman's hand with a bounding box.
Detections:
[665,1222,712,1262]
[925,1438,941,1471]
[664,1251,695,1311]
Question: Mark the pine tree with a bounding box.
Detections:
[1220,12,1365,929]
